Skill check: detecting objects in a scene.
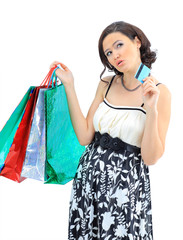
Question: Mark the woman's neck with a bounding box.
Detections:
[123,61,142,89]
[123,73,141,89]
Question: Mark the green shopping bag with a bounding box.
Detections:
[0,87,35,172]
[44,75,85,185]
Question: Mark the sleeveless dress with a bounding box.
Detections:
[68,76,161,240]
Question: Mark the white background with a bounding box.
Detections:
[0,0,182,239]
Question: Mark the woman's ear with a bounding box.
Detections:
[134,36,141,49]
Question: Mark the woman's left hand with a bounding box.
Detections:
[142,75,160,111]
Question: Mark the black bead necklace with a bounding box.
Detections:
[121,74,141,92]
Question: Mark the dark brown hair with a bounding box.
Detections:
[98,21,157,80]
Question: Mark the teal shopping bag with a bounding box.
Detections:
[44,79,85,185]
[0,87,35,172]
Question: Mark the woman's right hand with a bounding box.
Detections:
[50,61,74,87]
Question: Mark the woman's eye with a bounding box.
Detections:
[106,51,112,57]
[117,43,123,48]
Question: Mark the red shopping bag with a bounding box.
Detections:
[0,88,39,182]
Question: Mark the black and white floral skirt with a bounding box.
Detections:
[68,132,153,240]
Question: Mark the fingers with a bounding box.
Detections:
[143,75,155,83]
[143,85,157,96]
[59,63,69,71]
[142,76,160,96]
[50,61,70,72]
[50,61,60,69]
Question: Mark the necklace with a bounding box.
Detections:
[121,75,141,92]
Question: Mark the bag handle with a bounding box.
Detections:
[41,64,62,88]
[49,65,63,88]
[41,68,54,86]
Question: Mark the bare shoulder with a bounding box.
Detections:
[95,75,114,99]
[157,83,171,102]
[154,77,171,96]
[157,83,171,120]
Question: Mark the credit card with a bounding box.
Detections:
[135,63,150,83]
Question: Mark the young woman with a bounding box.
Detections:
[50,21,171,239]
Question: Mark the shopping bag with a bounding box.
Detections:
[21,88,46,181]
[0,87,39,182]
[20,67,59,181]
[0,87,35,172]
[44,71,85,185]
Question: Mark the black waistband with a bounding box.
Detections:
[92,132,141,154]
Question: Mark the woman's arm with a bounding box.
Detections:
[64,81,104,145]
[51,62,109,146]
[141,82,171,165]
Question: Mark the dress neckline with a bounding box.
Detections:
[103,98,146,114]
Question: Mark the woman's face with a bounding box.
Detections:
[102,31,142,74]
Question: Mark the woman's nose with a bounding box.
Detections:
[113,51,120,60]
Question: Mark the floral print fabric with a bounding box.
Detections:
[68,139,153,240]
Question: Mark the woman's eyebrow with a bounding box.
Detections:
[104,40,121,54]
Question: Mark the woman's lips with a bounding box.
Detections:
[117,60,124,67]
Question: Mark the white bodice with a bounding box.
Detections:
[93,98,146,148]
